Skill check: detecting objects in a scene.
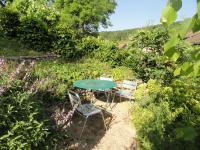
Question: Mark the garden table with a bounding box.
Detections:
[74,79,116,91]
[74,79,117,108]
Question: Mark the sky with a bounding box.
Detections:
[100,0,197,31]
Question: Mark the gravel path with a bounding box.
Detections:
[67,101,137,150]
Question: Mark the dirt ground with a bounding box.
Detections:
[66,96,137,150]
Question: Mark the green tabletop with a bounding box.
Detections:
[74,79,116,90]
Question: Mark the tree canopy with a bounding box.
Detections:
[55,0,116,36]
[2,0,116,36]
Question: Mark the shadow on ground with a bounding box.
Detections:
[65,109,113,150]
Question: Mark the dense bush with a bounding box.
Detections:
[52,26,77,58]
[90,38,128,66]
[0,81,49,149]
[132,78,200,150]
[16,0,59,51]
[0,0,116,56]
[19,17,55,51]
[130,27,169,54]
[77,36,100,56]
[128,27,170,81]
[122,27,195,82]
[111,66,135,81]
[86,27,174,82]
[0,8,20,37]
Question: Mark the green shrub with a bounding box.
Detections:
[0,80,49,149]
[124,27,175,82]
[132,78,200,150]
[111,66,135,81]
[0,8,20,37]
[77,36,100,56]
[133,101,174,150]
[52,25,82,59]
[19,17,55,51]
[92,38,128,66]
[33,59,112,96]
[130,27,169,54]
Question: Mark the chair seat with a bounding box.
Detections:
[77,103,101,116]
[115,90,134,99]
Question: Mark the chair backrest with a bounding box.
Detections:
[122,80,137,90]
[99,76,113,81]
[68,90,81,107]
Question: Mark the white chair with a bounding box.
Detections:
[68,90,107,137]
[115,80,137,102]
[99,76,113,81]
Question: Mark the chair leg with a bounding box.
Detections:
[110,93,116,108]
[129,98,134,104]
[101,112,107,130]
[105,92,110,103]
[80,117,88,138]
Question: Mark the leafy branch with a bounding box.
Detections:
[161,0,200,76]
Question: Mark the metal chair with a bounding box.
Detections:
[115,80,137,102]
[68,90,107,137]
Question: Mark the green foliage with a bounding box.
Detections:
[33,59,112,96]
[161,0,200,77]
[125,27,174,82]
[0,59,113,149]
[132,78,200,149]
[100,28,139,42]
[19,17,55,51]
[0,8,20,37]
[131,4,200,149]
[0,37,45,56]
[111,66,135,81]
[77,36,100,55]
[0,80,49,149]
[0,0,116,56]
[15,0,59,51]
[92,38,128,66]
[56,0,116,36]
[100,22,183,43]
[130,27,169,54]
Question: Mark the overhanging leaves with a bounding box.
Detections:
[161,5,177,26]
[164,36,181,62]
[198,0,200,18]
[174,67,181,76]
[168,0,182,11]
[164,47,180,61]
[164,36,180,52]
[192,14,200,32]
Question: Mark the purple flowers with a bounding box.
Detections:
[0,60,25,96]
[53,104,78,128]
[0,58,5,68]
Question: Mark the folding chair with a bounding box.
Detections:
[115,80,137,102]
[68,90,107,137]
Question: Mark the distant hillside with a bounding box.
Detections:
[99,22,183,43]
[99,24,161,42]
[99,28,139,42]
